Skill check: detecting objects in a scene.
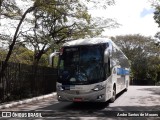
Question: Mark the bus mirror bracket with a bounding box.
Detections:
[49,51,60,67]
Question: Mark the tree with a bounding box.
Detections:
[9,44,34,65]
[111,34,160,84]
[0,48,7,61]
[154,0,160,27]
[112,34,159,57]
[0,0,21,47]
[147,56,160,84]
[20,0,118,66]
[154,32,160,47]
[0,0,43,79]
[153,0,160,47]
[0,0,118,78]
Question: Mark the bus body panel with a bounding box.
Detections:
[57,81,106,102]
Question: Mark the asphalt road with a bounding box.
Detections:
[1,86,160,120]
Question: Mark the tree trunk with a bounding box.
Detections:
[0,6,36,82]
[32,47,46,95]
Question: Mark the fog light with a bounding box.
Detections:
[97,95,103,99]
[58,95,61,99]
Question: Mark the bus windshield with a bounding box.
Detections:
[58,45,105,85]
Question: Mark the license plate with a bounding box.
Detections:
[62,85,75,90]
[73,98,82,102]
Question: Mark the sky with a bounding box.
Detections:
[89,0,160,37]
[0,0,159,41]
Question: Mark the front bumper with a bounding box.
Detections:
[57,89,106,102]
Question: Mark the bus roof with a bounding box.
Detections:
[63,37,121,52]
[63,38,111,47]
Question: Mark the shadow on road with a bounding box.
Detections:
[137,86,160,96]
[34,105,160,118]
[33,88,160,119]
[36,89,126,111]
[37,101,109,111]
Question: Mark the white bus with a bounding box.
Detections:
[50,38,130,102]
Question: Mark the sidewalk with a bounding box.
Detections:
[0,92,57,109]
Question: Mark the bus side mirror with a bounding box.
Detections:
[49,51,59,67]
[104,49,109,63]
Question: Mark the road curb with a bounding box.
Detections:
[0,92,57,109]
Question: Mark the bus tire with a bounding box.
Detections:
[125,81,128,92]
[110,85,116,103]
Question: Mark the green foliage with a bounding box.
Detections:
[153,1,160,47]
[9,45,34,65]
[38,54,48,66]
[11,45,52,66]
[154,3,160,27]
[0,0,22,18]
[147,56,160,82]
[0,48,7,61]
[112,34,160,84]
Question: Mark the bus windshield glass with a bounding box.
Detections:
[58,45,105,85]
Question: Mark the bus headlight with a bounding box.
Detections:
[92,85,105,91]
